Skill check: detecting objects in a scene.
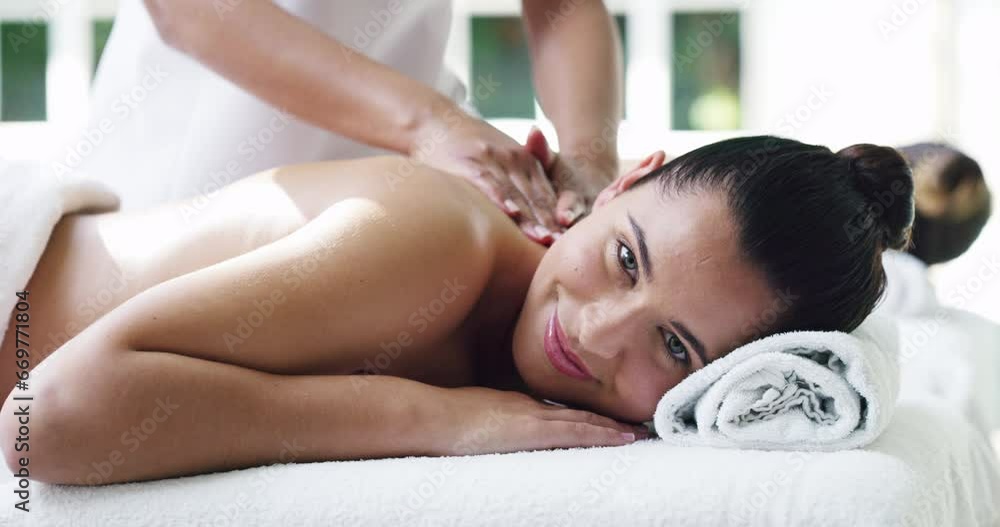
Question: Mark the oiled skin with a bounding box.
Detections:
[0,156,553,483]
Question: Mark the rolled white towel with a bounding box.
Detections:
[653,314,900,451]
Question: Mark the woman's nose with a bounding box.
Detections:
[576,298,640,360]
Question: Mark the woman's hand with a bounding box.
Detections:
[411,111,563,246]
[426,386,650,456]
[525,127,617,227]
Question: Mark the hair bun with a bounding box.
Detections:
[837,144,915,250]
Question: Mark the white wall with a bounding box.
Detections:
[737,0,999,323]
[1,0,997,322]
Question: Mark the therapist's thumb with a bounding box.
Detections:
[525,126,555,171]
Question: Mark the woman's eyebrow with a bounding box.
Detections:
[626,210,709,366]
[627,211,653,282]
[669,319,710,367]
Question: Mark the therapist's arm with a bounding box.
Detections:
[522,0,623,226]
[142,0,563,243]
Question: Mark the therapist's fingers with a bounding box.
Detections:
[506,163,560,244]
[465,169,513,215]
[515,156,562,235]
[555,190,588,227]
[479,161,550,244]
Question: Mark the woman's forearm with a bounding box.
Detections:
[522,0,622,169]
[143,0,455,155]
[1,331,442,484]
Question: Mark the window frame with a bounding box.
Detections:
[448,0,751,157]
[0,0,751,160]
[0,0,117,158]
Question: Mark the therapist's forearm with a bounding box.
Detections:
[143,0,454,155]
[523,0,623,170]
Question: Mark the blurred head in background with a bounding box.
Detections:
[897,143,992,265]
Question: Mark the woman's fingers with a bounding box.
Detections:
[536,420,638,450]
[541,408,650,437]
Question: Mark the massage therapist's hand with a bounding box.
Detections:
[411,111,563,246]
[426,386,649,456]
[525,127,617,227]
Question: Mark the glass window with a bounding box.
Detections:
[671,12,741,130]
[93,19,115,76]
[470,15,628,119]
[1,22,48,122]
[470,16,533,118]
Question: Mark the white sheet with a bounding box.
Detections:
[896,306,1000,434]
[3,402,997,526]
[0,160,119,347]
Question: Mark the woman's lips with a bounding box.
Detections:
[544,307,595,381]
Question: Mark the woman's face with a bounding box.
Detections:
[511,158,778,423]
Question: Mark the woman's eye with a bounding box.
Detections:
[617,241,638,280]
[664,332,689,364]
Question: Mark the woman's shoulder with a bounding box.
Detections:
[259,155,521,246]
[247,156,519,287]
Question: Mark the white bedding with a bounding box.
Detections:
[3,402,998,527]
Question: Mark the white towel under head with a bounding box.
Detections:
[653,314,900,451]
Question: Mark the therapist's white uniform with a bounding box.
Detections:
[80,0,467,211]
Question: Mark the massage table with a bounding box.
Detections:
[2,166,998,526]
[2,400,998,527]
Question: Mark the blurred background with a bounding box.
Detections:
[0,0,997,324]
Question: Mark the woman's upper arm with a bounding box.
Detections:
[102,194,492,374]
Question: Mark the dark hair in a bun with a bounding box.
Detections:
[630,136,915,340]
[896,142,991,264]
[837,144,915,251]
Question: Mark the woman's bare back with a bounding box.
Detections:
[1,156,541,399]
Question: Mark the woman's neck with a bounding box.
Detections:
[467,234,546,394]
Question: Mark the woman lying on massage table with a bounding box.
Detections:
[0,133,914,485]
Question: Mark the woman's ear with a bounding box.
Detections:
[593,151,667,208]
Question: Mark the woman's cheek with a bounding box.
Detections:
[616,356,678,420]
[555,235,609,293]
